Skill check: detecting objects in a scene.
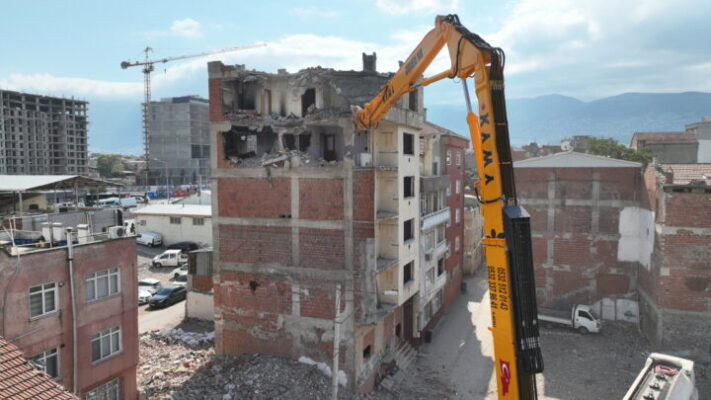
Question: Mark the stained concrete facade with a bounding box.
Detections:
[209,55,471,390]
[147,95,210,186]
[0,218,138,398]
[0,90,88,175]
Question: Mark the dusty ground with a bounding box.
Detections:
[137,245,187,333]
[137,272,709,399]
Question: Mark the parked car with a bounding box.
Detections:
[171,265,188,279]
[167,241,200,252]
[136,231,163,247]
[138,288,152,305]
[152,249,187,268]
[148,286,187,308]
[172,274,188,287]
[138,278,162,295]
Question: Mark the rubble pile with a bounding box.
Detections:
[228,150,339,169]
[138,325,452,399]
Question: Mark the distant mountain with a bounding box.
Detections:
[426,92,711,146]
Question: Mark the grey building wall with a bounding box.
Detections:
[147,95,209,185]
[644,143,698,163]
[686,117,711,163]
[0,90,88,175]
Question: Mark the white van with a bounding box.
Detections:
[152,249,187,268]
[136,231,163,247]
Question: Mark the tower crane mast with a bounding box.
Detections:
[120,43,266,184]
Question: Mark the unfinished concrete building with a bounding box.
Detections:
[147,95,210,186]
[0,90,88,175]
[208,54,450,390]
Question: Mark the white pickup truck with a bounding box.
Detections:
[538,304,601,334]
[623,353,698,400]
[152,249,188,268]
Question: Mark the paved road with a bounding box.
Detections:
[415,272,498,399]
[138,299,185,333]
[136,243,186,334]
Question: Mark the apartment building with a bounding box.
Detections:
[0,211,138,399]
[0,89,88,175]
[417,122,468,337]
[208,53,443,390]
[147,95,209,186]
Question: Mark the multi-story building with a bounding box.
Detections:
[147,95,209,186]
[417,122,467,337]
[209,53,461,390]
[639,163,711,346]
[0,89,88,175]
[0,211,138,398]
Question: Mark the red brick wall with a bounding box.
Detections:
[515,166,644,307]
[299,228,345,269]
[444,137,466,308]
[353,171,375,221]
[218,178,291,218]
[209,78,226,123]
[299,179,343,220]
[219,225,292,265]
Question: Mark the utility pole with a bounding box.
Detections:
[332,284,342,400]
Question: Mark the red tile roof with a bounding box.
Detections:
[631,131,697,146]
[0,336,77,399]
[659,164,711,185]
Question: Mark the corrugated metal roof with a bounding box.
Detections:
[0,175,119,192]
[131,204,211,217]
[0,336,78,399]
[514,151,642,168]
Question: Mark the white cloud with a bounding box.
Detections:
[375,0,459,15]
[170,18,203,38]
[290,6,340,18]
[0,74,142,98]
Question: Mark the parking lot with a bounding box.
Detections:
[136,244,186,333]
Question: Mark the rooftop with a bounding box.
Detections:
[0,336,77,399]
[514,151,642,168]
[0,175,119,192]
[131,204,212,217]
[658,163,711,185]
[630,131,697,146]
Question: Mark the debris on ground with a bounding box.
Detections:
[137,320,454,400]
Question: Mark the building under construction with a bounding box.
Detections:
[0,89,88,175]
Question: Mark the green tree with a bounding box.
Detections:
[587,138,653,165]
[96,154,124,178]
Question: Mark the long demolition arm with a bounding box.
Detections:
[354,14,543,400]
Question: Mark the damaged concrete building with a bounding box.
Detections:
[208,54,466,391]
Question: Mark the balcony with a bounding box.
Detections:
[376,256,398,273]
[379,290,399,306]
[421,207,450,231]
[424,239,448,261]
[376,210,398,223]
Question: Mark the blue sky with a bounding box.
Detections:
[2,0,711,153]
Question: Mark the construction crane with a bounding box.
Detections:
[120,43,266,184]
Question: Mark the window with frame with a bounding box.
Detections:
[29,348,59,379]
[455,236,461,252]
[86,268,120,301]
[91,326,121,363]
[192,217,205,226]
[446,150,452,165]
[403,218,414,242]
[446,184,451,197]
[403,261,414,284]
[29,282,57,318]
[169,216,181,224]
[404,176,415,198]
[437,257,445,276]
[85,377,121,400]
[456,180,461,194]
[456,151,462,165]
[403,133,414,155]
[456,208,461,224]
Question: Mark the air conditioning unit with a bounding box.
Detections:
[108,226,126,239]
[52,223,65,242]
